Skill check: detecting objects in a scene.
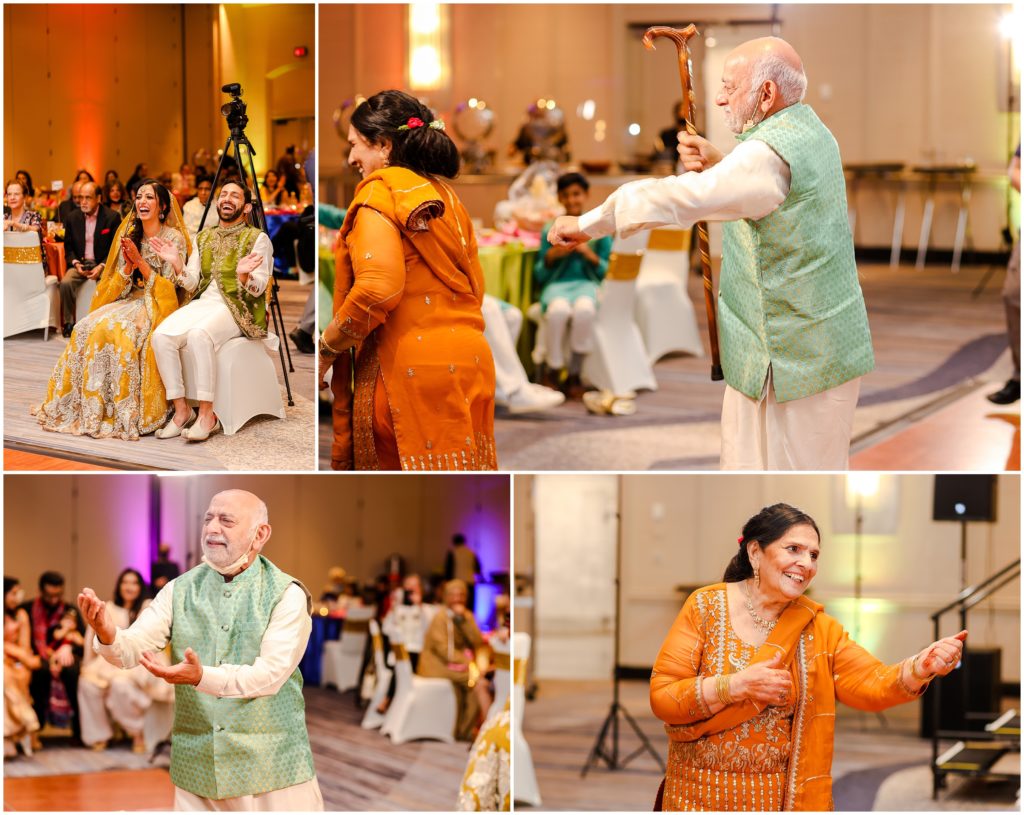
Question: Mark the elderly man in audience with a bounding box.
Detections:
[418,579,486,742]
[59,180,121,337]
[78,489,322,811]
[20,571,85,743]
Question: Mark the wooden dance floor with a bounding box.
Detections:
[4,278,316,471]
[3,687,469,811]
[392,259,1014,472]
[4,768,175,811]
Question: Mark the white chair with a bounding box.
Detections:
[513,632,542,807]
[321,606,375,693]
[75,278,98,323]
[635,228,705,363]
[580,232,658,395]
[180,334,285,435]
[143,699,175,755]
[486,636,512,722]
[380,634,457,745]
[4,231,57,339]
[360,619,393,730]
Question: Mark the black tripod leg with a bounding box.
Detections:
[619,704,666,772]
[581,704,616,777]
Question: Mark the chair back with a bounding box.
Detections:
[606,230,648,282]
[369,619,388,675]
[4,229,43,258]
[341,606,374,654]
[489,636,512,717]
[641,228,692,282]
[4,229,51,339]
[512,632,532,728]
[390,631,414,694]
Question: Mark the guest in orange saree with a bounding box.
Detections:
[651,503,968,811]
[318,90,497,471]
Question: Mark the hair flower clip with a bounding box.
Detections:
[398,117,425,131]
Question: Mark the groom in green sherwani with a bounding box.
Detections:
[549,37,872,470]
[78,489,323,811]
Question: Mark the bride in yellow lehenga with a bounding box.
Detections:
[33,179,193,440]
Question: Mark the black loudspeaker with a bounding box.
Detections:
[920,647,1002,737]
[932,475,997,522]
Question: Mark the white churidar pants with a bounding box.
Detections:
[544,296,596,370]
[720,368,861,471]
[174,777,324,812]
[481,294,527,400]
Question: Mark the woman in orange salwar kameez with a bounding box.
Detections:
[651,503,968,812]
[318,90,497,471]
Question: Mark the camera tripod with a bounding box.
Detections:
[200,104,295,407]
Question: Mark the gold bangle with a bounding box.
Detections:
[716,673,733,706]
[911,654,933,681]
[319,335,341,356]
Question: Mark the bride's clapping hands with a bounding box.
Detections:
[149,236,183,276]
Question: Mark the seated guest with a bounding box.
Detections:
[4,610,41,757]
[181,178,213,240]
[15,170,35,204]
[171,163,195,205]
[34,180,191,440]
[103,180,130,219]
[482,294,564,414]
[4,180,45,248]
[57,180,84,224]
[125,163,147,198]
[275,146,301,198]
[534,172,612,397]
[79,568,168,753]
[261,170,285,206]
[103,169,120,187]
[59,181,122,337]
[3,578,31,653]
[378,574,438,712]
[152,180,273,442]
[74,169,95,185]
[418,579,485,741]
[20,571,85,742]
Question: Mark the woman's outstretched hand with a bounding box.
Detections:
[915,630,968,678]
[731,651,794,707]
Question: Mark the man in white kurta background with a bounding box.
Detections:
[78,489,322,812]
[153,181,274,442]
[549,37,873,470]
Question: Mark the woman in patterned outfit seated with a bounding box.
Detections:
[651,503,968,811]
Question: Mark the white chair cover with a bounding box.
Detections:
[512,632,542,807]
[361,619,393,730]
[636,228,704,362]
[180,334,285,435]
[75,278,98,323]
[581,231,657,394]
[4,231,56,339]
[381,632,457,745]
[321,606,375,693]
[143,699,175,754]
[486,635,512,722]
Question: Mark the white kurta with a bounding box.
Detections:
[153,230,272,402]
[94,575,320,811]
[577,138,861,471]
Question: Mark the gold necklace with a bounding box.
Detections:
[743,579,779,634]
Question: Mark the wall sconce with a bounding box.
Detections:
[408,3,449,92]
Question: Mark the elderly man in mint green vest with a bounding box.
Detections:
[78,490,322,811]
[550,37,872,470]
[152,181,274,443]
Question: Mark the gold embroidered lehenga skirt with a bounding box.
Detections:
[34,290,157,440]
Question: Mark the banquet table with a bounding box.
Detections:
[299,612,344,686]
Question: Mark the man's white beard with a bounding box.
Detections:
[201,529,257,576]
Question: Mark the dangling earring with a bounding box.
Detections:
[159,211,166,221]
[382,152,390,168]
[753,564,760,589]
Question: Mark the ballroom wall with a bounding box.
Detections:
[4,474,510,611]
[319,3,1017,251]
[520,474,1021,682]
[2,4,314,188]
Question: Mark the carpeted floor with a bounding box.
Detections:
[317,261,1016,470]
[4,278,316,471]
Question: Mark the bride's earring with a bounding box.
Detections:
[159,211,166,221]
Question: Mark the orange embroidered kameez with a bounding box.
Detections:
[651,583,923,811]
[327,167,497,471]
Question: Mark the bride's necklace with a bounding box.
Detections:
[743,579,781,634]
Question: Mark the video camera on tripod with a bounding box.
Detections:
[200,81,296,406]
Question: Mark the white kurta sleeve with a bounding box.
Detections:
[179,242,201,292]
[194,582,310,699]
[94,581,175,668]
[240,231,273,297]
[578,139,792,239]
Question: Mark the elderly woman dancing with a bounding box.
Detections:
[651,503,967,811]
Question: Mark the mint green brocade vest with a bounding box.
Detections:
[169,557,314,800]
[195,225,269,339]
[719,103,874,402]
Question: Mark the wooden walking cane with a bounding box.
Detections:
[643,25,724,381]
